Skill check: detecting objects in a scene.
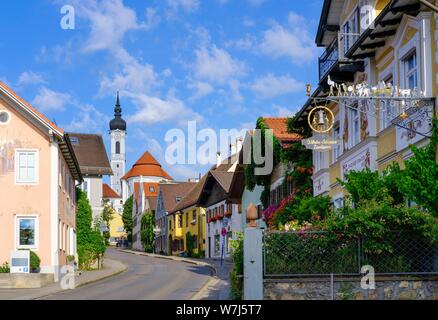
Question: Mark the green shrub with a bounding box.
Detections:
[29,250,41,271]
[0,262,10,273]
[229,233,244,300]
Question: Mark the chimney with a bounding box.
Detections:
[216,152,222,168]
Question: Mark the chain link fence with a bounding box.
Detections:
[263,230,438,277]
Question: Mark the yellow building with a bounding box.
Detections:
[168,177,207,256]
[296,0,437,204]
[102,183,126,242]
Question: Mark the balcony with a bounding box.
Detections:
[318,33,364,84]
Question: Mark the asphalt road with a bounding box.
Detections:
[40,248,213,300]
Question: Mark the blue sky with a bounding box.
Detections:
[0,0,323,181]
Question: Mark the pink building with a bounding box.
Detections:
[0,82,82,281]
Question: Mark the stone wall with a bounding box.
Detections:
[264,276,438,300]
[0,273,54,289]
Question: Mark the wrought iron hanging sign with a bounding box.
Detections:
[302,105,340,150]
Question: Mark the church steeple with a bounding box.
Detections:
[114,91,122,116]
[109,91,126,131]
[109,91,126,197]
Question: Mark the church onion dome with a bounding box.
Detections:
[121,151,173,181]
[109,91,127,131]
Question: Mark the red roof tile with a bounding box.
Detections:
[102,184,121,198]
[263,117,301,148]
[122,151,173,181]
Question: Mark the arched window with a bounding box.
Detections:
[116,141,120,154]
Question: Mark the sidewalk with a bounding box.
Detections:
[193,258,233,300]
[120,249,232,300]
[0,258,126,300]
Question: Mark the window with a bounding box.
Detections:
[178,214,182,228]
[169,220,172,230]
[342,8,360,56]
[17,216,37,249]
[70,137,79,145]
[175,196,182,203]
[149,186,155,193]
[185,212,189,227]
[15,150,38,184]
[404,52,417,90]
[332,124,341,163]
[192,211,196,223]
[350,106,360,147]
[115,141,120,154]
[0,110,10,124]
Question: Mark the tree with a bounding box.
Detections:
[101,204,116,245]
[396,120,438,215]
[76,188,106,269]
[122,195,133,238]
[140,210,154,253]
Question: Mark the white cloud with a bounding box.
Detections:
[259,12,318,64]
[73,0,144,53]
[226,34,256,50]
[273,105,294,117]
[126,92,203,126]
[145,7,161,30]
[188,81,214,100]
[250,73,304,98]
[98,48,159,95]
[167,0,200,15]
[36,41,74,65]
[32,87,71,112]
[63,103,109,132]
[17,71,46,87]
[194,45,245,83]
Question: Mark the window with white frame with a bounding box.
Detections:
[15,150,38,184]
[332,124,341,163]
[17,216,38,249]
[404,51,417,90]
[350,106,360,147]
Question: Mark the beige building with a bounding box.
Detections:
[0,82,82,280]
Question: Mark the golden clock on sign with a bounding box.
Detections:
[308,106,335,133]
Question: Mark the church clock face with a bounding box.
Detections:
[115,133,121,140]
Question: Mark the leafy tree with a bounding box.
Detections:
[101,204,116,245]
[122,195,133,237]
[76,188,106,269]
[396,120,438,215]
[140,210,154,253]
[185,232,195,257]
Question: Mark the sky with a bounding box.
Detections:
[0,0,324,181]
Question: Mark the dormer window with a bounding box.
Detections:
[176,196,182,203]
[149,186,155,193]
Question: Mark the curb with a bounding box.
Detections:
[76,261,128,289]
[119,249,218,277]
[29,259,127,300]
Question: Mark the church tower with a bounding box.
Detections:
[109,92,126,196]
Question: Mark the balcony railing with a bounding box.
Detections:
[318,32,360,82]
